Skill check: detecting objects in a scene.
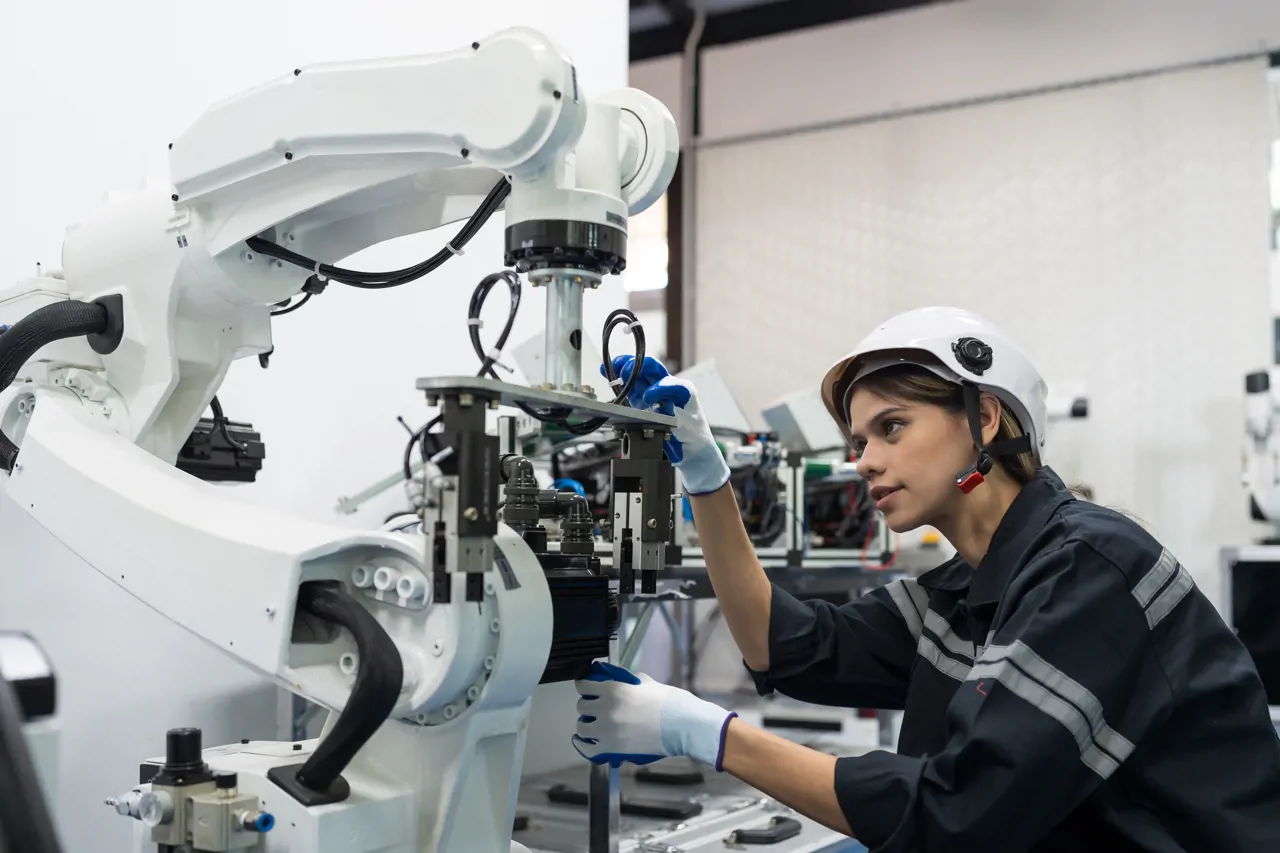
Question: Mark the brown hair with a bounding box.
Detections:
[853,364,1041,485]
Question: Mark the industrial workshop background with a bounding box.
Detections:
[627,1,1280,646]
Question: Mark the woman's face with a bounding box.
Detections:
[847,386,974,532]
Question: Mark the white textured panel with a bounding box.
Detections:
[695,60,1272,601]
[700,0,1280,143]
[629,55,684,142]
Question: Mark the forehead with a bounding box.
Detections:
[846,384,914,429]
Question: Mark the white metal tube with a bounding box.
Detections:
[542,271,586,391]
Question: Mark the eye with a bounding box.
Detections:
[883,419,906,439]
[850,438,867,455]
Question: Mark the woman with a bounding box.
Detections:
[573,306,1280,852]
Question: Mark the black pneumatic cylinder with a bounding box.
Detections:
[165,727,204,773]
[560,495,596,555]
[501,456,540,529]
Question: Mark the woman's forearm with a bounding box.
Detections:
[720,718,853,836]
[688,485,775,670]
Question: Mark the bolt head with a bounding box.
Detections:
[459,393,475,407]
[643,429,655,439]
[488,398,500,410]
[647,518,657,529]
[463,507,479,521]
[265,606,276,618]
[431,640,444,656]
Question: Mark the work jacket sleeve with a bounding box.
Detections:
[745,580,923,710]
[833,538,1174,853]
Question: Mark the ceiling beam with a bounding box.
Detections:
[631,0,930,62]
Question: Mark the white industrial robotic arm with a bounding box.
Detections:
[0,26,677,853]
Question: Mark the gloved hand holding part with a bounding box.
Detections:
[602,356,730,495]
[572,661,737,770]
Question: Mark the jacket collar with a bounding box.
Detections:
[915,467,1075,603]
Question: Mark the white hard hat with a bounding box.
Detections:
[820,306,1048,466]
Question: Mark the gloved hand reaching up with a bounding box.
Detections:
[572,661,738,770]
[602,356,730,495]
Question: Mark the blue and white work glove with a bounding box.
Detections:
[602,356,730,496]
[573,661,738,770]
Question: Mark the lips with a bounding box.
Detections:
[870,485,901,509]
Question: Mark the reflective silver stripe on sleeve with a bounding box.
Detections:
[1145,563,1194,629]
[918,635,972,681]
[885,579,927,641]
[969,641,1134,778]
[923,609,976,661]
[1132,548,1177,608]
[978,628,997,659]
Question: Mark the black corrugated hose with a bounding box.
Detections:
[0,675,63,853]
[294,583,404,791]
[0,301,109,472]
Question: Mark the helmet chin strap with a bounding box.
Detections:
[956,382,1033,494]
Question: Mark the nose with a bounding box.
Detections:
[855,440,885,481]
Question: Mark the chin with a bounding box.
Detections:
[881,507,925,534]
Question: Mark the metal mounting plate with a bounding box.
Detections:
[414,377,676,429]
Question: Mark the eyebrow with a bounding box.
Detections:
[849,406,908,442]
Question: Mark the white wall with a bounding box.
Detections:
[0,2,628,850]
[699,0,1280,144]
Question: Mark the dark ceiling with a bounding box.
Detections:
[629,0,936,62]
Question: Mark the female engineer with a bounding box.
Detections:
[572,306,1280,852]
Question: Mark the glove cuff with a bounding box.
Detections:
[665,694,735,768]
[713,712,738,772]
[678,443,731,496]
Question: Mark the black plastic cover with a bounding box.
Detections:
[267,763,351,806]
[87,294,125,355]
[176,418,265,483]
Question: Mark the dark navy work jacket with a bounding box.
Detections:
[749,468,1280,852]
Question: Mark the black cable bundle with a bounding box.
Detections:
[404,269,650,490]
[0,301,109,471]
[247,178,510,291]
[294,583,403,792]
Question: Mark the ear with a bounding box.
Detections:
[979,392,1002,446]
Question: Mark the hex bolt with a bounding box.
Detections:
[459,393,475,407]
[467,685,480,700]
[484,655,495,671]
[647,519,657,529]
[463,507,479,521]
[443,705,457,720]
